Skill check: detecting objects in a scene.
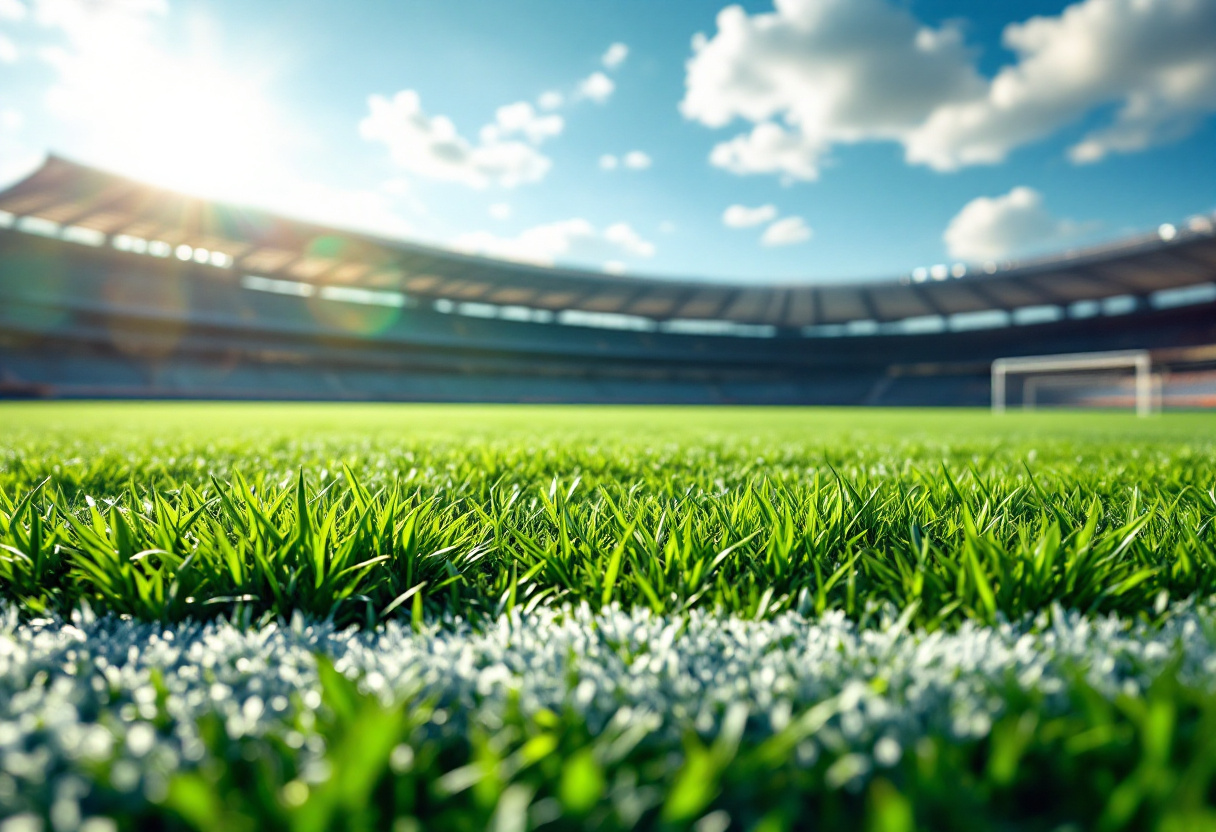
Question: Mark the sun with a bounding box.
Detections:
[44,11,287,205]
[94,54,284,204]
[118,58,283,201]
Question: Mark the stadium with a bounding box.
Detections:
[3,156,1215,407]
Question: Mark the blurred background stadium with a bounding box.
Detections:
[1,155,1214,406]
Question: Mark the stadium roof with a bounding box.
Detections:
[2,155,1214,328]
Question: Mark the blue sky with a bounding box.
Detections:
[1,0,1214,283]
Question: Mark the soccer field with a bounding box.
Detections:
[3,404,1216,831]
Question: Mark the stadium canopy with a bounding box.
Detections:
[1,154,1214,329]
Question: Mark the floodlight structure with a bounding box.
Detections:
[992,350,1154,416]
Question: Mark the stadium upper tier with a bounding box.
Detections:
[2,155,1215,331]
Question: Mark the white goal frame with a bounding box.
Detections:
[991,349,1153,417]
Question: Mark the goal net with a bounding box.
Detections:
[991,350,1156,416]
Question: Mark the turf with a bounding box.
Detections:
[1,404,1214,628]
[2,403,1216,831]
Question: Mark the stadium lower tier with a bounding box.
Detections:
[2,231,1215,404]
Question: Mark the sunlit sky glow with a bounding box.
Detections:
[1,0,1214,282]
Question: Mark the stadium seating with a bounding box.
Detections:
[2,157,1215,404]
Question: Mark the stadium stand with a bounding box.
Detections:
[1,155,1215,404]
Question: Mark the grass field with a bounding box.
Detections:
[3,403,1216,831]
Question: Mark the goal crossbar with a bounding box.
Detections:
[992,349,1152,416]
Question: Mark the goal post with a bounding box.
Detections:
[992,349,1153,416]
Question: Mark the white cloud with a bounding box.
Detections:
[723,203,778,228]
[603,221,656,257]
[908,0,1216,169]
[0,0,19,64]
[602,42,629,70]
[683,0,1216,179]
[482,101,563,145]
[489,202,511,220]
[1,108,24,130]
[360,90,551,189]
[34,0,166,45]
[761,216,812,246]
[276,179,417,241]
[601,151,651,172]
[0,0,26,22]
[943,187,1079,261]
[709,122,824,181]
[380,177,410,196]
[622,150,651,169]
[603,260,628,275]
[577,71,615,103]
[682,0,980,180]
[537,90,564,111]
[454,219,593,265]
[454,219,655,266]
